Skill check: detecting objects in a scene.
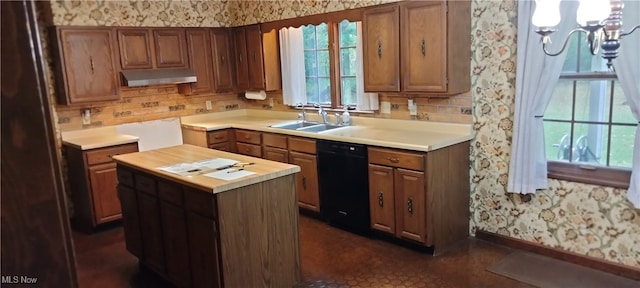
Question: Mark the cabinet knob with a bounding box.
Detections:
[387,157,400,163]
[421,39,426,56]
[378,191,384,207]
[89,56,95,73]
[302,176,307,190]
[377,41,382,58]
[253,52,257,62]
[407,197,413,214]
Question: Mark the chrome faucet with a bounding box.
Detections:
[315,104,328,124]
[297,103,307,122]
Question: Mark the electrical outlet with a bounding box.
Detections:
[380,101,391,114]
[268,98,274,107]
[82,109,91,125]
[205,100,212,111]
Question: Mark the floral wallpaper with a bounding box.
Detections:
[469,0,639,268]
[45,0,639,269]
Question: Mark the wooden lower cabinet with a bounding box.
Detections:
[137,191,166,274]
[368,164,395,234]
[394,168,426,243]
[160,202,191,287]
[264,146,288,163]
[290,151,319,212]
[117,184,142,258]
[88,163,122,223]
[187,212,222,288]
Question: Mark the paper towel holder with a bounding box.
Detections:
[244,90,267,100]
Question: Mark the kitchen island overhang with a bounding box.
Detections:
[113,144,301,287]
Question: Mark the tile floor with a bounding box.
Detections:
[74,215,531,288]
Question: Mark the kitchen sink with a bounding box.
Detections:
[270,121,346,133]
[270,121,319,130]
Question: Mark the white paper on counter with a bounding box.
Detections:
[192,158,239,170]
[203,169,256,181]
[158,158,239,176]
[158,162,203,176]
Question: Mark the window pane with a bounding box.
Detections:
[340,48,356,76]
[611,81,635,124]
[318,77,331,104]
[306,78,318,104]
[339,20,357,47]
[302,25,316,49]
[316,23,328,49]
[573,80,611,123]
[304,51,317,77]
[317,50,330,77]
[341,77,357,106]
[572,123,609,166]
[547,80,574,121]
[544,121,572,161]
[609,125,635,168]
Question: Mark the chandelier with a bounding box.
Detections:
[532,0,639,68]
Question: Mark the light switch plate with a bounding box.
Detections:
[381,101,391,114]
[82,109,91,125]
[205,100,212,111]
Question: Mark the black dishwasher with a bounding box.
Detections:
[317,140,370,234]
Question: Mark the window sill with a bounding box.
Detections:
[547,161,631,189]
[290,106,375,114]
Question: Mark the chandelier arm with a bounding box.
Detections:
[620,25,640,37]
[541,28,587,57]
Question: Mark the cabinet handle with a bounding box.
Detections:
[90,56,95,73]
[421,39,426,56]
[302,176,307,190]
[407,197,413,214]
[378,191,384,207]
[244,135,250,139]
[377,41,382,58]
[221,55,225,63]
[246,147,252,153]
[253,51,257,62]
[387,157,400,163]
[239,55,243,64]
[214,135,224,139]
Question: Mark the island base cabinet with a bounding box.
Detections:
[161,202,192,288]
[117,185,142,258]
[187,212,222,288]
[137,191,166,275]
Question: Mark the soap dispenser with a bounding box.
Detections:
[342,106,351,126]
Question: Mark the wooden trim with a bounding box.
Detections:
[475,230,640,281]
[261,7,367,33]
[548,161,631,189]
[328,22,341,108]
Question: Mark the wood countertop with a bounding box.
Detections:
[112,144,300,194]
[61,126,139,150]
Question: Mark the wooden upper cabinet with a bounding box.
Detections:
[232,25,281,91]
[210,29,235,92]
[53,27,120,104]
[363,1,471,95]
[117,28,153,70]
[153,28,188,68]
[117,28,188,70]
[185,29,214,94]
[232,27,249,90]
[362,5,400,92]
[401,1,447,92]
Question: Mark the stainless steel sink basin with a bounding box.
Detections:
[270,121,346,133]
[297,124,343,133]
[270,121,319,130]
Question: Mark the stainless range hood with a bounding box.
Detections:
[121,68,197,87]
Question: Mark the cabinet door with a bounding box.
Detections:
[236,142,262,158]
[211,29,235,92]
[56,28,119,104]
[117,185,142,258]
[394,168,426,243]
[245,25,266,90]
[362,5,400,92]
[160,202,191,287]
[88,162,121,224]
[153,29,188,68]
[186,29,214,94]
[232,27,249,90]
[290,152,319,212]
[137,192,166,274]
[368,164,395,235]
[263,146,288,163]
[117,28,153,69]
[187,212,222,288]
[401,1,447,92]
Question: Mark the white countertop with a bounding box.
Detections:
[61,127,139,150]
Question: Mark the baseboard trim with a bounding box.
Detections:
[475,230,640,281]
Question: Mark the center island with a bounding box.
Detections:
[112,144,301,288]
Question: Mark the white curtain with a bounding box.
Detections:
[355,22,379,111]
[614,1,640,208]
[279,27,307,105]
[507,0,578,193]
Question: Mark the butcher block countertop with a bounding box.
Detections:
[180,110,472,152]
[112,144,300,194]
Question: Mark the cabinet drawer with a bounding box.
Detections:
[158,181,183,206]
[263,133,288,149]
[117,166,134,187]
[209,142,230,152]
[235,130,261,145]
[184,188,217,219]
[207,130,228,144]
[135,173,157,195]
[288,137,316,154]
[368,147,424,171]
[236,142,262,158]
[86,143,138,165]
